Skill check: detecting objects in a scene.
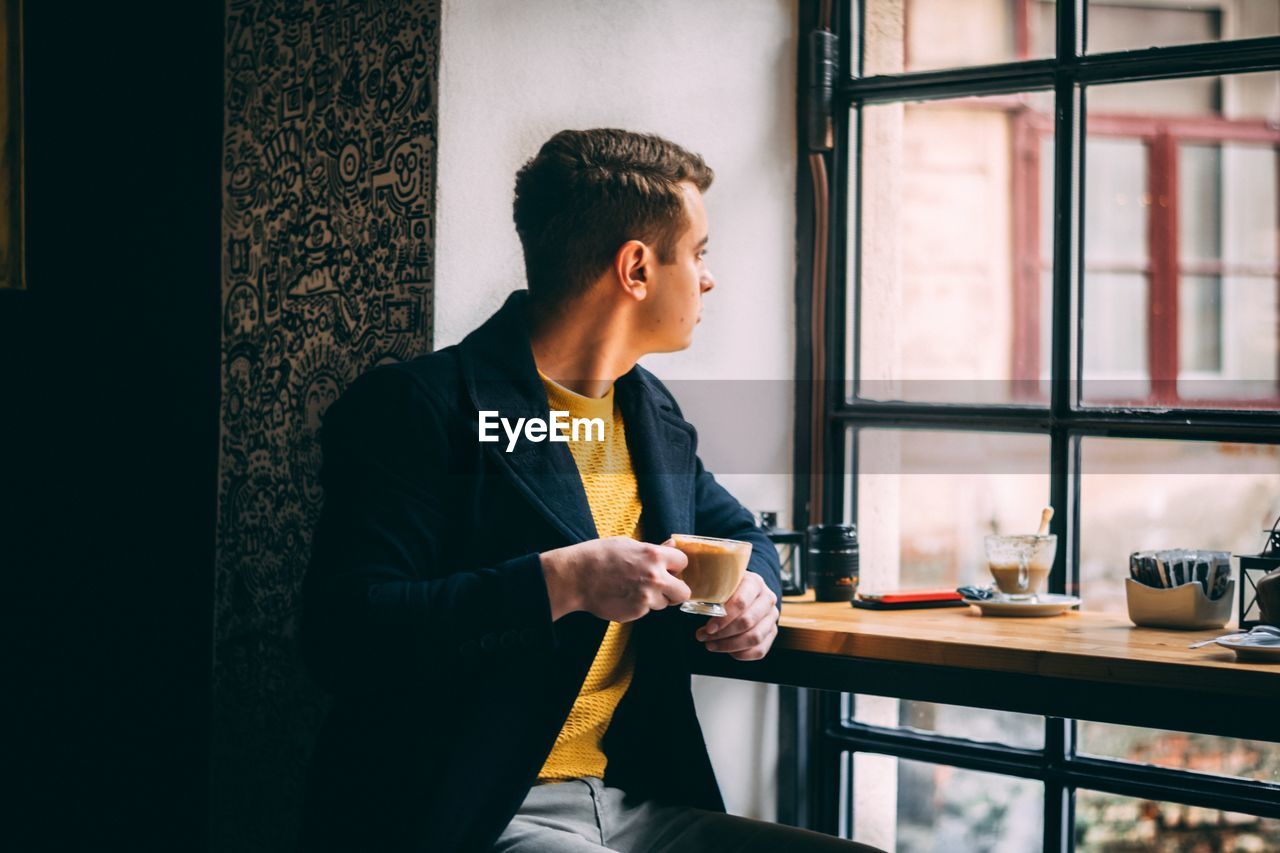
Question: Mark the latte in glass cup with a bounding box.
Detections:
[670,534,752,617]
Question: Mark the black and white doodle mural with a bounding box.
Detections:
[216,1,439,847]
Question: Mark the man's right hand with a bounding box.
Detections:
[540,536,691,622]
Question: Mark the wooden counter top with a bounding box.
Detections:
[773,595,1278,700]
[690,593,1279,741]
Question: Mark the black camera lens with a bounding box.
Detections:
[806,524,858,602]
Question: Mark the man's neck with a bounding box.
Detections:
[529,293,640,399]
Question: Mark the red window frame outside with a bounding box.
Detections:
[1012,106,1280,408]
[898,0,1280,408]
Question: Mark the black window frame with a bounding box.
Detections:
[787,2,1280,850]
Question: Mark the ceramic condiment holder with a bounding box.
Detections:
[1126,577,1235,630]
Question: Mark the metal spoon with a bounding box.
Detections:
[1188,624,1280,649]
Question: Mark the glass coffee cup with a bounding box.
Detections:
[669,534,752,616]
[984,534,1057,600]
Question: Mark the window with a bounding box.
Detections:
[1037,73,1280,408]
[797,1,1280,850]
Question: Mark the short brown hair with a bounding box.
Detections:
[512,128,714,314]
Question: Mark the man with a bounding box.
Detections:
[299,129,876,852]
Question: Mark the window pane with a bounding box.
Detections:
[1076,789,1280,851]
[1079,721,1280,785]
[1082,72,1280,408]
[856,93,1054,404]
[1224,144,1278,267]
[1080,138,1149,397]
[1084,138,1148,262]
[1178,275,1222,373]
[1177,142,1280,399]
[1088,74,1218,117]
[1178,144,1221,265]
[1082,272,1148,388]
[862,0,1056,77]
[846,752,1044,851]
[1183,275,1280,402]
[855,429,1051,592]
[849,694,1045,749]
[1078,436,1280,615]
[1039,271,1052,382]
[1086,0,1280,55]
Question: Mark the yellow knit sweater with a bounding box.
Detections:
[536,371,642,784]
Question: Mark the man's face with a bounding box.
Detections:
[637,181,716,353]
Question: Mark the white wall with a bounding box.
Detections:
[435,0,797,821]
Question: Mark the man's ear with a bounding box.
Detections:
[614,240,650,302]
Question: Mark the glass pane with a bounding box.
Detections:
[855,429,1051,592]
[1076,789,1280,851]
[1039,271,1052,382]
[1079,721,1280,785]
[1089,76,1218,117]
[1178,275,1222,373]
[1174,141,1280,397]
[1083,138,1148,265]
[1224,144,1278,267]
[849,694,1045,749]
[1038,136,1055,266]
[1087,0,1280,54]
[1178,144,1221,264]
[1077,436,1280,614]
[862,0,1056,77]
[1082,272,1148,389]
[856,93,1054,404]
[1082,72,1280,408]
[1080,137,1149,399]
[847,752,1044,851]
[1182,275,1280,401]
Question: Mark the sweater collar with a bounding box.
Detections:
[457,289,695,546]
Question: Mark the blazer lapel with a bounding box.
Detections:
[458,292,597,545]
[614,368,702,659]
[616,370,696,544]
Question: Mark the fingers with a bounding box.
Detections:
[654,542,688,573]
[694,574,780,660]
[698,585,776,645]
[653,570,691,606]
[704,614,778,660]
[697,573,774,639]
[727,620,778,661]
[646,542,689,605]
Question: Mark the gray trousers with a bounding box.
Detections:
[491,777,881,852]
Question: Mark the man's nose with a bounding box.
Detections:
[700,270,716,294]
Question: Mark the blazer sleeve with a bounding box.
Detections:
[669,449,785,670]
[301,366,559,696]
[654,380,784,667]
[691,455,784,612]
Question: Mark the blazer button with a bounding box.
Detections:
[480,633,499,651]
[459,639,480,659]
[500,629,519,649]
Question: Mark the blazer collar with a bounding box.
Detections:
[457,290,695,545]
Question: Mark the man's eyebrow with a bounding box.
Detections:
[695,235,709,249]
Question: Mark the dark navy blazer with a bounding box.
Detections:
[298,290,783,852]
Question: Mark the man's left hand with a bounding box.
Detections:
[694,571,779,661]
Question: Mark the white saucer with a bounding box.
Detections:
[1215,634,1280,663]
[962,594,1081,618]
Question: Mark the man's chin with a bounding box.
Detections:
[646,333,696,356]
